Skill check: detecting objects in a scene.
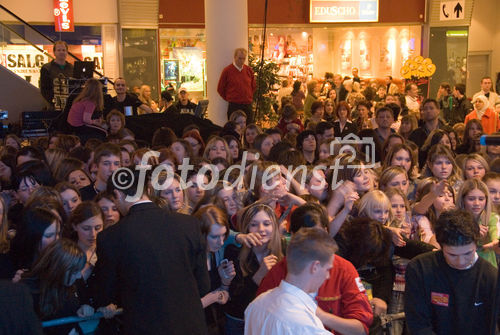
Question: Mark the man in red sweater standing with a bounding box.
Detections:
[217,48,256,123]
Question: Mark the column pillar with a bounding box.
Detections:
[205,0,248,126]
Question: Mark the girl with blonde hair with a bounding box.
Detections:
[229,110,247,137]
[462,153,489,180]
[203,136,233,165]
[138,85,157,113]
[456,179,498,267]
[383,143,418,199]
[155,172,191,214]
[358,190,393,226]
[379,166,410,196]
[385,188,412,232]
[223,203,283,331]
[398,114,418,140]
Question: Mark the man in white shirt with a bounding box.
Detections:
[404,83,420,116]
[244,228,337,335]
[472,76,500,108]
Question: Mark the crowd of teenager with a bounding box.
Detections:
[1,71,500,335]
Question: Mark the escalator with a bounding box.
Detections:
[0,4,106,127]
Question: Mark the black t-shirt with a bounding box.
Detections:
[108,94,143,116]
[175,101,197,115]
[40,60,74,106]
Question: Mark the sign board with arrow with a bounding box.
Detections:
[440,0,464,21]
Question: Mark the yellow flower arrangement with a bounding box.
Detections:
[400,56,436,79]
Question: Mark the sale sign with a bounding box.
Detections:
[0,45,50,88]
[54,0,74,32]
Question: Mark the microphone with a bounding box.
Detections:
[479,135,500,146]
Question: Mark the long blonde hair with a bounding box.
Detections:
[456,179,492,227]
[73,78,104,110]
[238,203,283,276]
[138,85,154,108]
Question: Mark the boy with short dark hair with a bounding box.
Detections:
[79,143,121,201]
[405,209,498,335]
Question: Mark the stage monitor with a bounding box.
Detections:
[73,61,95,79]
[195,100,209,118]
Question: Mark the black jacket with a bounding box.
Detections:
[92,202,210,335]
[40,60,74,106]
[451,96,473,125]
[0,280,42,335]
[333,120,359,138]
[408,120,450,150]
[405,251,497,335]
[223,244,259,320]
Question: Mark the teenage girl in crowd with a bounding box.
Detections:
[1,88,499,335]
[223,203,283,334]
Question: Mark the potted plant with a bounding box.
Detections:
[248,53,280,128]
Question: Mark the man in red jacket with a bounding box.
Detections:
[217,48,256,123]
[257,203,373,334]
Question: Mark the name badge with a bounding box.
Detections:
[431,292,449,307]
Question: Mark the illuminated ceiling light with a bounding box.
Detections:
[446,30,468,37]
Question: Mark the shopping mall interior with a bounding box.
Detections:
[0,0,498,125]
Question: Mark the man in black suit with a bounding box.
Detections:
[92,170,210,334]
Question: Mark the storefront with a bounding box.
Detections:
[248,24,421,81]
[159,0,425,91]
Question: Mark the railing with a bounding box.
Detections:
[0,4,106,79]
[42,308,123,335]
[0,4,114,91]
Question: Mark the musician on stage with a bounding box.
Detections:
[40,40,74,109]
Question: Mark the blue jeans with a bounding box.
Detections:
[224,314,244,335]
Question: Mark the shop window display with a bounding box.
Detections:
[249,28,313,80]
[159,29,206,97]
[248,25,420,82]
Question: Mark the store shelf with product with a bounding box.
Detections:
[159,28,206,98]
